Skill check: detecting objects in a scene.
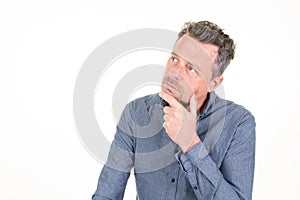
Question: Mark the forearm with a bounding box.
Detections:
[177,139,255,200]
[92,122,135,199]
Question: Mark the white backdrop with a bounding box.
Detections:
[1,0,300,199]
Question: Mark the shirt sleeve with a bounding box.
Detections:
[177,112,256,200]
[92,104,135,200]
[92,165,131,200]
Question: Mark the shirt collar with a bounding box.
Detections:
[199,91,216,117]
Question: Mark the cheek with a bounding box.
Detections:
[162,67,172,81]
[192,79,208,94]
[165,60,175,72]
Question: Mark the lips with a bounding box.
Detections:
[162,81,179,95]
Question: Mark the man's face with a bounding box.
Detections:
[161,34,221,109]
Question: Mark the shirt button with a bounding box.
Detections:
[193,186,198,190]
[171,178,176,183]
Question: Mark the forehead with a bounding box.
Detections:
[172,34,219,70]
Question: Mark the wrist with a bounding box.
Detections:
[183,134,200,153]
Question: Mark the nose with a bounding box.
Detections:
[168,64,184,81]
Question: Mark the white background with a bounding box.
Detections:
[1,0,300,199]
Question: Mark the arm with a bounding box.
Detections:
[92,105,135,200]
[92,165,130,200]
[178,113,256,199]
[159,91,255,199]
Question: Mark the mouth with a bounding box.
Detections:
[162,81,179,95]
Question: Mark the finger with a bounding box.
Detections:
[163,106,170,114]
[159,92,180,108]
[163,122,175,137]
[165,111,177,120]
[163,106,176,114]
[189,94,197,116]
[163,114,169,122]
[163,121,170,129]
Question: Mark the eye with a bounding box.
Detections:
[187,65,196,73]
[170,56,179,63]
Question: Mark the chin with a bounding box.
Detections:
[161,87,177,98]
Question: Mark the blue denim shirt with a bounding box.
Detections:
[92,92,256,200]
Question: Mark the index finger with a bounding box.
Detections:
[159,91,180,107]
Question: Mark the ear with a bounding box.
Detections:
[208,76,223,92]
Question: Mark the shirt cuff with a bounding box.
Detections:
[175,141,209,173]
[176,140,222,187]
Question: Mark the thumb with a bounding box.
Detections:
[189,94,197,116]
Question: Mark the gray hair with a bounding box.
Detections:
[178,21,236,77]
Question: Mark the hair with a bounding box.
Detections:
[178,21,236,77]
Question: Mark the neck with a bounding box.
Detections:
[197,93,209,114]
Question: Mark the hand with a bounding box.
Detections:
[159,92,200,152]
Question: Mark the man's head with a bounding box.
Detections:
[161,21,235,110]
[178,21,235,77]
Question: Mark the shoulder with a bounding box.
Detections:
[216,95,255,122]
[127,93,160,111]
[210,94,256,138]
[215,96,256,142]
[121,93,161,125]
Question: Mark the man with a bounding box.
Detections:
[92,21,255,199]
